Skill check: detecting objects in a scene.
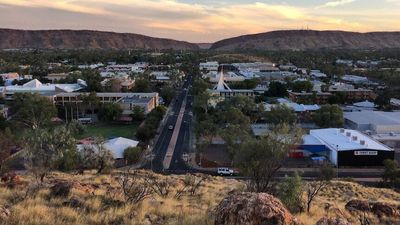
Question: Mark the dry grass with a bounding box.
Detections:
[297,180,400,225]
[0,170,243,225]
[1,172,399,225]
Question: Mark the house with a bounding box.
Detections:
[103,137,139,159]
[303,128,394,166]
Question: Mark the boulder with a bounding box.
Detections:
[370,202,400,218]
[214,192,300,225]
[315,217,353,225]
[50,181,72,197]
[345,200,370,212]
[345,199,400,218]
[0,206,10,221]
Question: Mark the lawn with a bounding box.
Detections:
[78,122,140,139]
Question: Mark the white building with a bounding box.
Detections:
[1,79,87,100]
[200,61,219,72]
[341,75,369,84]
[308,128,393,166]
[309,70,327,78]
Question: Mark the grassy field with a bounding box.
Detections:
[78,122,140,139]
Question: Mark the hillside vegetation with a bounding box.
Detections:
[0,171,399,225]
[0,29,199,50]
[211,30,400,51]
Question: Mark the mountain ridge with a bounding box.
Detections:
[0,28,199,50]
[210,30,400,51]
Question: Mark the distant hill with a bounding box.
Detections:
[196,43,213,49]
[210,30,400,51]
[0,29,199,50]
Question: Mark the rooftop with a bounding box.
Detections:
[344,111,400,126]
[310,128,392,151]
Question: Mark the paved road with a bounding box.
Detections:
[144,74,193,173]
[144,72,388,180]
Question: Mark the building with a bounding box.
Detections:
[205,71,245,83]
[200,61,219,72]
[341,75,369,84]
[0,79,87,100]
[303,128,394,166]
[53,92,159,114]
[329,83,376,102]
[288,91,331,104]
[309,70,327,78]
[46,73,70,82]
[208,70,255,106]
[344,111,400,149]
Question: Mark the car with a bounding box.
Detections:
[217,167,234,176]
[168,125,174,130]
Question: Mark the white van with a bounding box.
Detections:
[217,167,234,176]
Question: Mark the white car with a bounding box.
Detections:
[217,167,234,176]
[168,125,174,130]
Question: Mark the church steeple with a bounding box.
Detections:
[214,68,231,91]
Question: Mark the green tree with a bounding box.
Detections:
[313,105,344,128]
[98,103,122,122]
[278,172,304,213]
[291,80,313,93]
[382,159,400,188]
[132,106,146,121]
[132,79,152,92]
[374,90,392,110]
[12,93,57,129]
[80,137,114,173]
[160,85,176,105]
[82,92,100,116]
[266,81,287,97]
[234,125,303,192]
[24,126,76,182]
[265,104,297,125]
[123,147,143,164]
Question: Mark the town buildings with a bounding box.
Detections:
[301,128,394,166]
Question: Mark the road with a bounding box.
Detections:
[144,74,193,173]
[144,73,387,181]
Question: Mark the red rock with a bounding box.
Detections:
[214,192,301,225]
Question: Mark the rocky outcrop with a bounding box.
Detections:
[345,199,400,218]
[214,192,300,225]
[345,200,370,212]
[0,29,199,50]
[315,217,353,225]
[210,30,400,51]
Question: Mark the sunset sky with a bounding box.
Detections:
[0,0,399,42]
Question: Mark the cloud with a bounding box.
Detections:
[322,0,355,7]
[0,0,398,42]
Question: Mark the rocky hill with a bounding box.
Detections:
[0,29,199,50]
[0,171,399,225]
[210,30,400,51]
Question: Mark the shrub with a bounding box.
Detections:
[123,147,143,164]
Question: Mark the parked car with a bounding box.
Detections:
[217,167,234,176]
[168,125,174,130]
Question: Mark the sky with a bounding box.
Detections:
[0,0,399,43]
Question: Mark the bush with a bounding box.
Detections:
[123,147,143,164]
